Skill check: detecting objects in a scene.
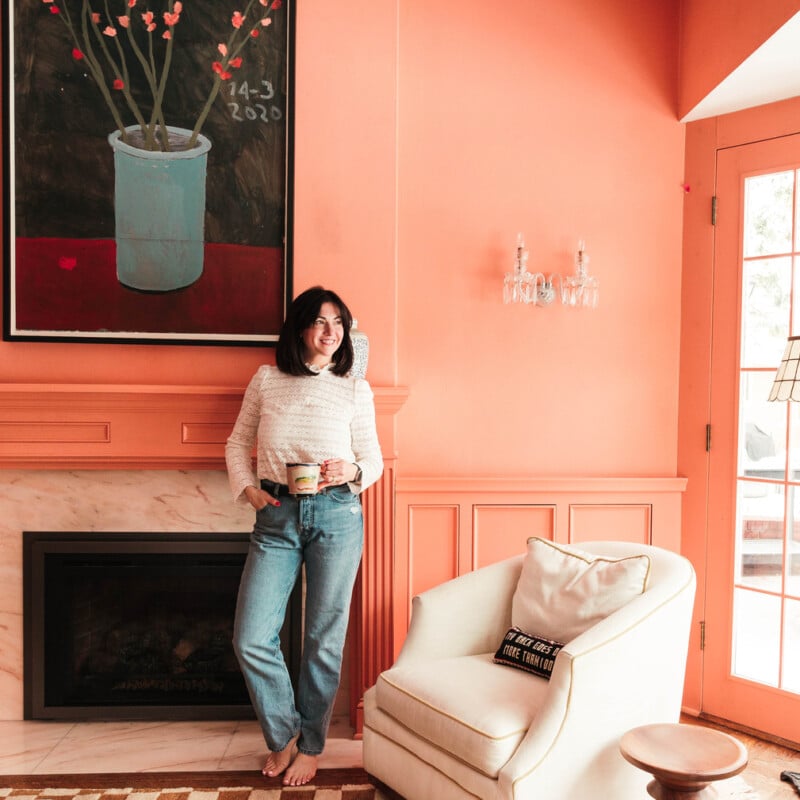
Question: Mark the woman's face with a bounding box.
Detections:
[302,302,344,366]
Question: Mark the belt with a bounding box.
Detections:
[260,479,293,496]
[260,478,345,497]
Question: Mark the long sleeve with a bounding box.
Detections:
[349,378,383,492]
[225,367,265,504]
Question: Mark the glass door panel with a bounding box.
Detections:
[705,134,800,744]
[732,587,781,686]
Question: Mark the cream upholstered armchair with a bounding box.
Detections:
[363,539,696,800]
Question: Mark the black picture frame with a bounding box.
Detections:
[2,0,294,345]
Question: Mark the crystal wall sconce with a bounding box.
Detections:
[503,234,599,308]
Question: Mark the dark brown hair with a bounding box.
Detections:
[276,286,354,376]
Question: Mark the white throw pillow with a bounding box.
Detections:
[511,538,651,643]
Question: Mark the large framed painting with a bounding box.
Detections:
[2,0,293,345]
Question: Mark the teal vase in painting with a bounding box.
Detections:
[108,126,212,292]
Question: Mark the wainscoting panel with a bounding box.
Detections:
[394,476,686,657]
[472,504,555,571]
[569,504,652,545]
[407,505,460,600]
[0,421,111,443]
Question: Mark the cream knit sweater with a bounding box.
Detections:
[225,364,383,502]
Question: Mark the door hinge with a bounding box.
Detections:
[711,195,718,225]
[700,620,706,650]
[705,424,712,451]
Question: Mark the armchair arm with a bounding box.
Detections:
[394,554,524,667]
[498,567,696,800]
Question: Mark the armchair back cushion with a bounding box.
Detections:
[511,537,651,643]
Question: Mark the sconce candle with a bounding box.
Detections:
[503,233,534,304]
[562,239,599,308]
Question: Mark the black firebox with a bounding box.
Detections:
[23,532,301,720]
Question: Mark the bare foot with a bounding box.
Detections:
[262,735,298,777]
[282,752,318,786]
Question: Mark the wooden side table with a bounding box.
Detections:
[619,722,748,799]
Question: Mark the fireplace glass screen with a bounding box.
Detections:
[24,532,301,720]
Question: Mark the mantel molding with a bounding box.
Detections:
[0,383,409,470]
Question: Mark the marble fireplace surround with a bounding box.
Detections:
[0,383,408,728]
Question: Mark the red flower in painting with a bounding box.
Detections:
[40,0,283,151]
[212,61,232,81]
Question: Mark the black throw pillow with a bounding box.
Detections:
[493,627,564,679]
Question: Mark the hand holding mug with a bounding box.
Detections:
[319,459,357,489]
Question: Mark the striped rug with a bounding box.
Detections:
[0,771,385,800]
[1,771,757,799]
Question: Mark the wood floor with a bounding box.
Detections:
[682,715,800,799]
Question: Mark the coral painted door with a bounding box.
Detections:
[705,133,800,744]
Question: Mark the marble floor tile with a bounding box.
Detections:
[31,721,238,774]
[0,721,75,774]
[0,718,363,775]
[216,722,266,772]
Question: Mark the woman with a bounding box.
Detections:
[226,286,383,786]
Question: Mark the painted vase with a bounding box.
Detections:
[108,126,212,292]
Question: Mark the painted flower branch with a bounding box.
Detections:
[42,0,283,151]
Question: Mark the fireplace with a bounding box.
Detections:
[23,531,301,720]
[0,386,404,728]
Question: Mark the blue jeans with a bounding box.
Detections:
[232,483,364,756]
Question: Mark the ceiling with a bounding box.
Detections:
[681,10,800,122]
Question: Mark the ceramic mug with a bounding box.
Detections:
[286,463,321,494]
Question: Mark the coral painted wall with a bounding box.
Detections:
[678,0,800,120]
[1,0,686,483]
[393,0,684,477]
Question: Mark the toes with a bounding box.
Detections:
[282,754,317,786]
[261,739,298,778]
